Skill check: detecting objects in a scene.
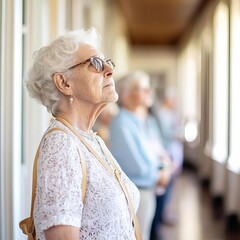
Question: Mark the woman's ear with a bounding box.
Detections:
[53,73,72,95]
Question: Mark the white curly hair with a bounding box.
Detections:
[26,27,101,115]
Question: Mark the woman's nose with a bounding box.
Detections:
[104,64,114,77]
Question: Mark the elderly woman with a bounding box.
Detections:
[24,28,141,240]
[109,71,172,240]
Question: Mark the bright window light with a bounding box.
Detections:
[227,0,240,173]
[184,119,198,142]
[212,2,229,164]
[180,44,199,143]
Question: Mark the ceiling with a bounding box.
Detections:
[116,0,212,46]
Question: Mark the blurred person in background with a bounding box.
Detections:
[152,87,183,176]
[109,71,172,240]
[150,86,184,239]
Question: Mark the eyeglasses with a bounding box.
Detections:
[68,56,115,72]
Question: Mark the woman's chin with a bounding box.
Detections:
[105,92,119,103]
[112,92,119,102]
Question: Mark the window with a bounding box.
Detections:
[212,2,229,163]
[179,43,199,143]
[228,0,240,173]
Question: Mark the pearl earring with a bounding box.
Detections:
[70,96,73,104]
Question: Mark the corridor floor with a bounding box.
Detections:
[159,168,240,240]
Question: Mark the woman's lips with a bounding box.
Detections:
[104,82,114,88]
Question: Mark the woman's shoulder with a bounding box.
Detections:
[45,118,79,139]
[40,119,82,152]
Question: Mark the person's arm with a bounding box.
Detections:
[45,225,79,240]
[36,131,84,237]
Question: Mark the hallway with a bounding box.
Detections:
[159,168,240,240]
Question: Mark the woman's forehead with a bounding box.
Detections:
[76,43,104,60]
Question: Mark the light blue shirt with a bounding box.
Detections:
[109,108,159,188]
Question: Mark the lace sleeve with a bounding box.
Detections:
[34,130,83,233]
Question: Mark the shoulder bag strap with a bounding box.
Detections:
[56,116,142,240]
[29,127,87,228]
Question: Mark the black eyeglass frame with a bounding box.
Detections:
[68,56,115,72]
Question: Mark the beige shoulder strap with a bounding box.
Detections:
[19,127,87,237]
[29,127,87,223]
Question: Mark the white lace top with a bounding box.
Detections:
[34,119,140,240]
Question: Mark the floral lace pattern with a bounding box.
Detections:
[34,119,140,240]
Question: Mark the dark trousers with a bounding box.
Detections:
[150,193,166,240]
[150,179,174,240]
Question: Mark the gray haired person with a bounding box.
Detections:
[24,28,141,240]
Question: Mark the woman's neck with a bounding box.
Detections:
[56,102,106,133]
